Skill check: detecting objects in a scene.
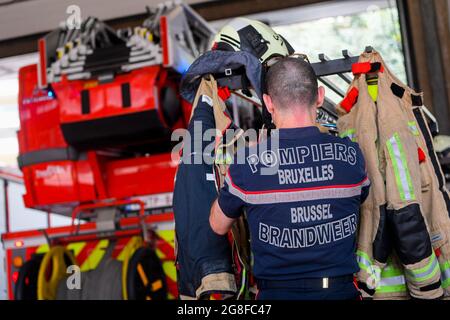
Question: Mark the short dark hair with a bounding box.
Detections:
[266,57,318,110]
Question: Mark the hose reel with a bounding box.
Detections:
[37,246,77,300]
[14,254,44,300]
[125,247,167,300]
[17,237,168,300]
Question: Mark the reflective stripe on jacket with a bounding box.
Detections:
[337,50,450,300]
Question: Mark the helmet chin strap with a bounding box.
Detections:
[261,102,275,131]
[261,68,275,132]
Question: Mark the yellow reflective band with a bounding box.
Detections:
[155,248,165,259]
[407,254,440,282]
[386,133,415,201]
[156,230,175,248]
[377,284,407,294]
[439,260,450,288]
[357,250,372,272]
[117,236,142,262]
[381,267,404,278]
[36,244,49,254]
[215,148,233,165]
[80,239,109,271]
[155,230,177,296]
[66,242,86,257]
[367,83,379,102]
[162,261,177,283]
[408,121,420,137]
[340,129,357,142]
[377,274,407,294]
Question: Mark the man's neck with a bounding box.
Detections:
[275,111,316,129]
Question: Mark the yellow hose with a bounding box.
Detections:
[37,246,76,300]
[121,236,143,300]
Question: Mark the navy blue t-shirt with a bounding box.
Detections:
[218,127,370,281]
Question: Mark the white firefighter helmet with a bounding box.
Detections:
[212,17,294,64]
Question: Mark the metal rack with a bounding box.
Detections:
[311,46,373,126]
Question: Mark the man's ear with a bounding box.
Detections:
[263,94,274,114]
[316,86,326,108]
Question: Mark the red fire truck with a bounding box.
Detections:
[1,3,214,300]
[0,0,386,300]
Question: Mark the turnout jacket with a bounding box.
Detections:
[337,50,450,300]
[173,78,238,300]
[174,50,265,300]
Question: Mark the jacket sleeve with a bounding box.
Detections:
[217,164,246,219]
[356,143,371,204]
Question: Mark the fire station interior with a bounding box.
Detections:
[0,0,449,301]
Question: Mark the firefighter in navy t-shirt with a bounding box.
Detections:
[209,58,370,300]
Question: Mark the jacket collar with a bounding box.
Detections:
[276,126,321,140]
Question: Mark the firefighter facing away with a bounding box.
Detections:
[209,58,371,300]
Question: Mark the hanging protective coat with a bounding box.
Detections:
[337,50,450,300]
[173,77,237,300]
[174,50,265,299]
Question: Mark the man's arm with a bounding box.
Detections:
[209,199,236,236]
[209,163,247,235]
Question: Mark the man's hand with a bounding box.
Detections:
[209,199,236,235]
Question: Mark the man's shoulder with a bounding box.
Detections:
[227,144,266,186]
[229,145,257,173]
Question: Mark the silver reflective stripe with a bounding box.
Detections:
[357,255,372,269]
[225,175,368,205]
[380,275,406,287]
[362,178,371,188]
[201,95,213,106]
[388,136,413,200]
[408,257,438,280]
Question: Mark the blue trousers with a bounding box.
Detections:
[257,281,361,301]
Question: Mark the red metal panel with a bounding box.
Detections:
[17,64,185,212]
[105,154,177,199]
[2,213,174,242]
[86,152,108,199]
[74,240,99,266]
[54,66,161,124]
[18,65,67,153]
[6,249,13,300]
[21,160,96,206]
[74,160,97,202]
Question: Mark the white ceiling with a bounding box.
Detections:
[0,52,37,80]
[0,53,36,164]
[0,0,214,41]
[0,0,392,81]
[210,0,391,28]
